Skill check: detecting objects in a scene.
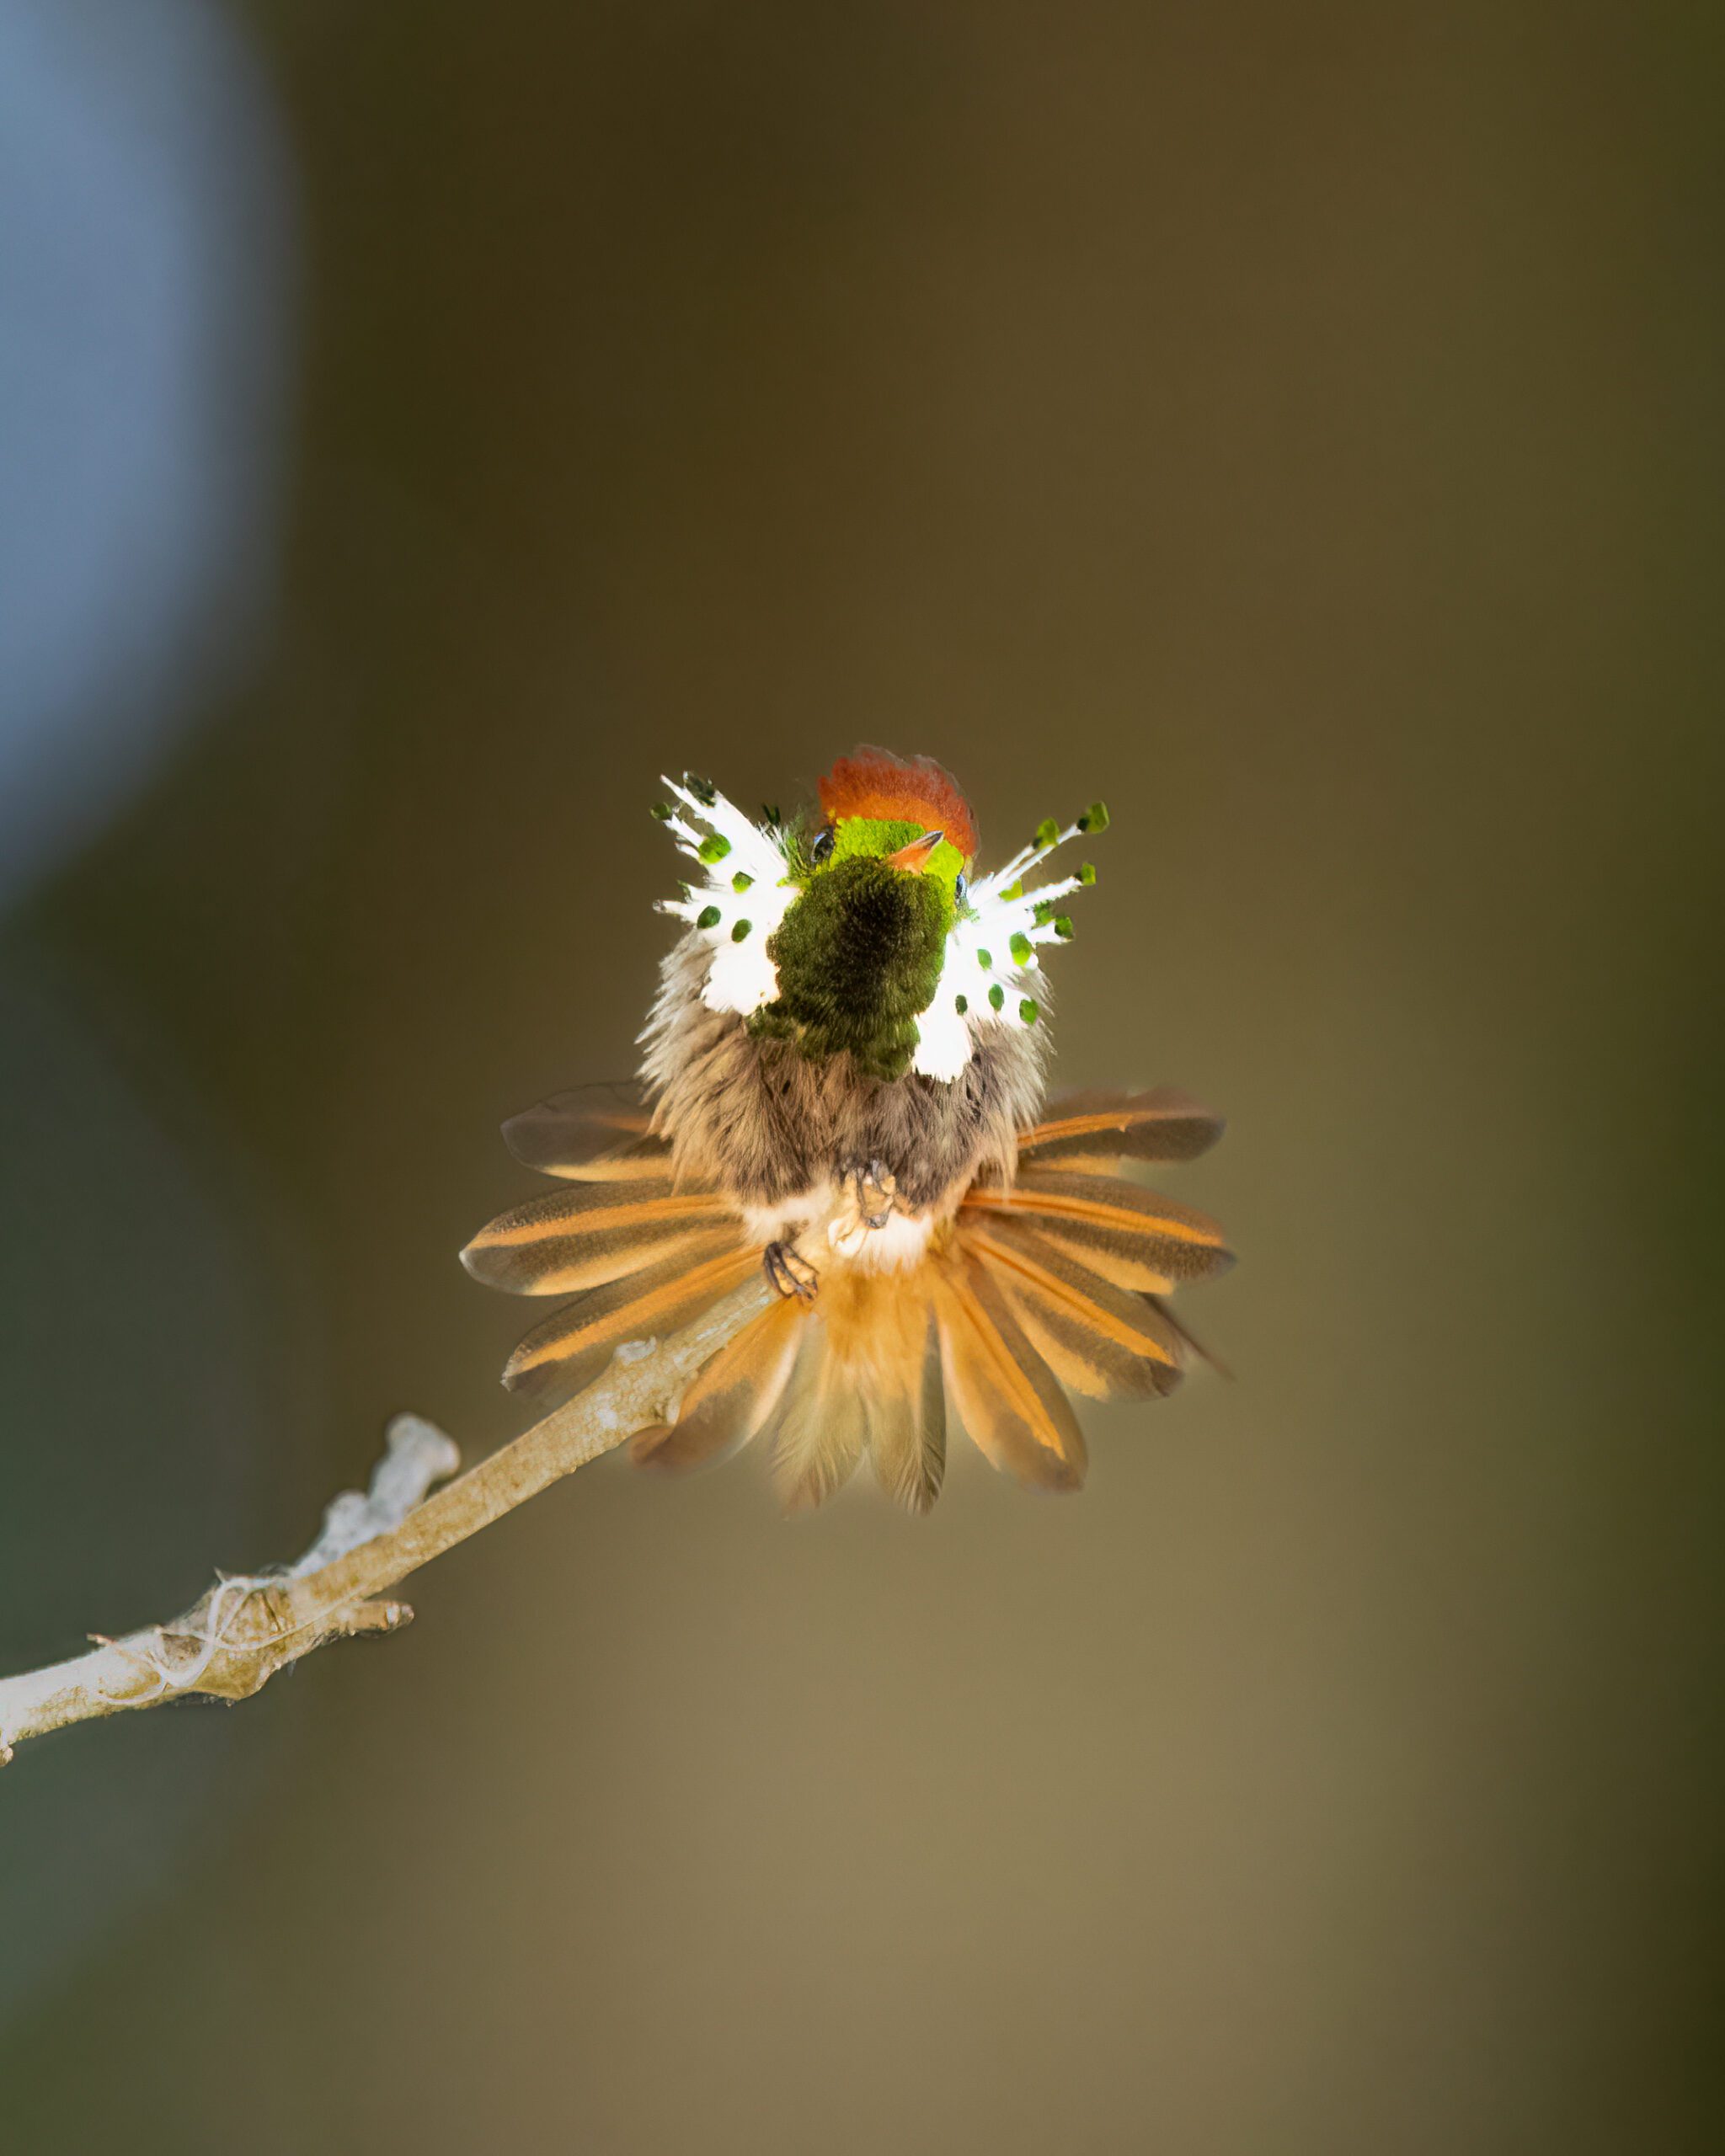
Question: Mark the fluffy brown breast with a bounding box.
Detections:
[638,931,1046,1210]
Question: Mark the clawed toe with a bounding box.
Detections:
[764,1240,820,1301]
[841,1158,898,1230]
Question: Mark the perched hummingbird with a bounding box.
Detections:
[463,749,1231,1512]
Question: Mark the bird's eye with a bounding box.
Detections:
[811,827,836,866]
[954,870,969,907]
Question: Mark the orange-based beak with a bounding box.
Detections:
[884,829,945,873]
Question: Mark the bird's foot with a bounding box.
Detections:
[764,1241,820,1302]
[840,1158,899,1231]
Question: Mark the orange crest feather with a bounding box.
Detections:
[817,749,978,859]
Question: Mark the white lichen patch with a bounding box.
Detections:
[910,805,1106,1081]
[652,773,1108,1082]
[653,776,798,1016]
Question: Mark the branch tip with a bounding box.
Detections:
[0,1274,772,1766]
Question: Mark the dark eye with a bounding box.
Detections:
[954,871,968,906]
[811,827,835,865]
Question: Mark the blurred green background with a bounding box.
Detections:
[1,2,1717,2149]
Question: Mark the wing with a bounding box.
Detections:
[1014,1087,1224,1174]
[500,1081,673,1182]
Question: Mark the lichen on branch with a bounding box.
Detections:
[0,1276,772,1766]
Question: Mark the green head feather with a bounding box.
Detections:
[754,817,964,1080]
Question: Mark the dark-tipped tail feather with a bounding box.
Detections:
[465,1084,1231,1508]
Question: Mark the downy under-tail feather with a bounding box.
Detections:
[766,1266,948,1513]
[770,1312,873,1513]
[634,1268,946,1511]
[866,1301,947,1515]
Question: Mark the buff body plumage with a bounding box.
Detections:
[464,750,1231,1512]
[642,928,1045,1212]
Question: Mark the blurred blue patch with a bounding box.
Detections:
[0,0,295,904]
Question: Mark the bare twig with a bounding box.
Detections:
[0,1275,772,1766]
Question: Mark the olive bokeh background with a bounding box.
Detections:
[1,3,1717,2150]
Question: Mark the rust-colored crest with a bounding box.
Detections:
[817,749,978,858]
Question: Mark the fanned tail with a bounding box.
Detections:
[634,1266,948,1514]
[933,1252,1088,1492]
[465,1084,1231,1508]
[962,1218,1185,1401]
[772,1270,948,1514]
[769,1314,873,1513]
[868,1305,947,1515]
[633,1292,806,1470]
[500,1244,759,1408]
[461,1082,756,1410]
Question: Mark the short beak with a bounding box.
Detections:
[885,829,945,873]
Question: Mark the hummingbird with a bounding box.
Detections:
[463,749,1231,1513]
